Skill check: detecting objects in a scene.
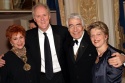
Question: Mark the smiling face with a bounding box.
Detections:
[68,18,84,39]
[10,32,25,49]
[33,5,50,32]
[90,28,108,49]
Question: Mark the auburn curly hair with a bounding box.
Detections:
[6,24,26,40]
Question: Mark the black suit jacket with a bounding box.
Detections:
[0,51,38,83]
[25,25,69,83]
[64,30,97,83]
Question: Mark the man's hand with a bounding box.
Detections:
[0,54,5,67]
[108,52,125,67]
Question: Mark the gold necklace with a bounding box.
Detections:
[11,47,31,71]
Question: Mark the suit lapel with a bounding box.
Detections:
[69,44,76,63]
[32,29,41,63]
[76,39,88,61]
[51,27,60,58]
[26,28,41,71]
[35,29,40,52]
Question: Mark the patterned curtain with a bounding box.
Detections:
[78,0,98,29]
[58,0,66,26]
[119,0,125,34]
[115,0,125,52]
[119,0,125,50]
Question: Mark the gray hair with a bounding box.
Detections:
[32,3,50,18]
[66,13,85,27]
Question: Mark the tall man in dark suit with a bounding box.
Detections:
[64,13,97,83]
[25,3,68,83]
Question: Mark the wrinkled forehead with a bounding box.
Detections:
[68,18,82,23]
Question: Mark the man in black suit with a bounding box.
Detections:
[64,13,97,83]
[25,3,68,83]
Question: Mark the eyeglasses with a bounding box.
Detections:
[69,23,82,29]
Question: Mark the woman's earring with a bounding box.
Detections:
[11,44,13,46]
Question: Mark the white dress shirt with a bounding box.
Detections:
[73,32,84,55]
[38,25,61,73]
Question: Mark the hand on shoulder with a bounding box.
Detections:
[0,54,5,67]
[108,52,125,67]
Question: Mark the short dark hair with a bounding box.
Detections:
[29,19,38,27]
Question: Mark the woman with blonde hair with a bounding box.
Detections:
[88,21,124,83]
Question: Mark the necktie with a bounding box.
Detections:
[73,40,78,60]
[74,40,78,45]
[43,32,53,80]
[72,40,78,46]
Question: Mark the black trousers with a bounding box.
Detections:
[40,71,65,83]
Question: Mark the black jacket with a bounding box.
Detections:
[0,51,38,83]
[64,30,97,83]
[25,25,69,83]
